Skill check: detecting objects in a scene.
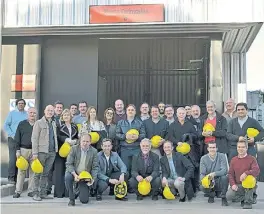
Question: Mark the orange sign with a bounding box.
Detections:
[89,4,164,24]
[11,74,36,92]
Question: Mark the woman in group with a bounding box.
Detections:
[103,107,117,151]
[54,109,78,198]
[80,106,107,150]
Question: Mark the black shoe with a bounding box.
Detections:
[128,188,135,194]
[253,194,257,204]
[28,192,34,197]
[216,191,222,198]
[68,200,75,206]
[243,203,252,209]
[179,195,186,202]
[241,201,245,207]
[90,189,96,197]
[115,196,128,201]
[13,193,20,198]
[152,195,158,201]
[96,195,102,201]
[46,190,52,195]
[222,198,228,206]
[137,195,143,201]
[109,187,114,196]
[208,197,214,203]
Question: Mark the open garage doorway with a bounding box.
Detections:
[98,37,210,112]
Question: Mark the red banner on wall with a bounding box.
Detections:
[11,74,36,92]
[89,4,165,24]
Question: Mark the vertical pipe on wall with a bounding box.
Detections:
[209,40,224,112]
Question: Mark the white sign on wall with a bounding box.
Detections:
[9,99,35,111]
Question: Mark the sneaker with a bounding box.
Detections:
[208,197,214,203]
[96,195,102,201]
[33,195,42,201]
[152,195,158,201]
[68,200,75,206]
[40,194,54,199]
[13,193,20,198]
[137,195,143,201]
[243,203,252,209]
[28,192,34,197]
[221,198,228,206]
[115,196,128,201]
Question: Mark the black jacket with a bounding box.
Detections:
[131,151,160,179]
[200,112,228,154]
[57,122,78,149]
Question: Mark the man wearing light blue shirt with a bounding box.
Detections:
[4,99,27,184]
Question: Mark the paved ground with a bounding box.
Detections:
[1,182,264,214]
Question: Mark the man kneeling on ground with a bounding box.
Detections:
[96,138,128,201]
[129,138,161,201]
[200,142,229,206]
[65,133,98,206]
[227,140,260,209]
[160,141,194,202]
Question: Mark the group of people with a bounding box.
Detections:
[3,98,263,209]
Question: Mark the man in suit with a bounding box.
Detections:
[65,133,98,206]
[96,138,128,201]
[160,141,194,201]
[129,138,161,201]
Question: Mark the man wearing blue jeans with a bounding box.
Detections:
[65,133,98,206]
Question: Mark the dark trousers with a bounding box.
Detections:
[8,137,17,181]
[47,163,54,193]
[54,155,68,197]
[201,175,229,198]
[129,177,161,196]
[191,167,200,192]
[97,171,128,194]
[120,147,140,178]
[65,172,90,203]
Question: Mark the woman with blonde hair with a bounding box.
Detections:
[80,106,107,150]
[54,109,78,198]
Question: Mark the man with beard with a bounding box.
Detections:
[143,106,169,157]
[158,102,165,118]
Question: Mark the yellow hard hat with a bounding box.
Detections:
[247,128,259,138]
[77,124,82,132]
[126,129,139,144]
[201,175,214,189]
[59,142,71,158]
[163,185,175,200]
[138,179,151,196]
[31,159,44,174]
[203,123,215,132]
[79,171,92,181]
[151,135,162,148]
[176,142,191,155]
[242,175,256,189]
[90,132,100,144]
[16,156,29,171]
[114,181,127,199]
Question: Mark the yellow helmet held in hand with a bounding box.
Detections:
[242,175,256,189]
[31,159,44,174]
[203,123,215,132]
[114,181,128,199]
[151,135,162,148]
[16,156,29,171]
[90,132,100,144]
[163,185,175,200]
[126,129,139,144]
[201,175,214,189]
[176,142,191,155]
[247,128,259,138]
[138,179,151,195]
[77,124,82,132]
[79,171,92,181]
[59,142,71,158]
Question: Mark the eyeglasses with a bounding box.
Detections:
[106,111,113,115]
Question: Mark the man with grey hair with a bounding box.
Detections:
[223,98,237,124]
[31,105,58,201]
[129,138,161,201]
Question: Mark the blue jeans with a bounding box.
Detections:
[120,147,140,178]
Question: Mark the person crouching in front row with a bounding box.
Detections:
[160,141,194,202]
[129,138,161,201]
[65,133,98,206]
[96,138,128,201]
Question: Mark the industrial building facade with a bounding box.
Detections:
[1,0,264,124]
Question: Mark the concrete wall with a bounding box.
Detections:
[40,38,99,115]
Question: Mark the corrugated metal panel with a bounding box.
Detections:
[4,0,264,27]
[230,53,240,102]
[240,52,247,83]
[99,38,209,108]
[222,53,231,101]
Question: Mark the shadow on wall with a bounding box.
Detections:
[1,129,8,178]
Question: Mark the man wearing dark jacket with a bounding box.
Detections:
[161,141,194,201]
[116,104,146,177]
[143,106,169,157]
[96,138,128,201]
[227,102,264,161]
[129,138,161,201]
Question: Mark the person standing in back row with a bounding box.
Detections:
[4,99,28,184]
[114,99,127,123]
